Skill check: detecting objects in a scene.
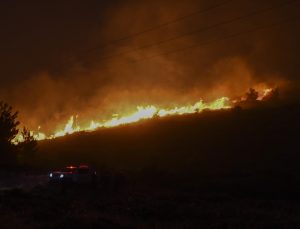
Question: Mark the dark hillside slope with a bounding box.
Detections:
[38,103,300,184]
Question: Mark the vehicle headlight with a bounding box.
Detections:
[49,173,53,178]
[60,174,64,178]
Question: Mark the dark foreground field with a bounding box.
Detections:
[1,102,300,228]
[1,178,300,229]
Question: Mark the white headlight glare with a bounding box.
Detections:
[49,173,53,178]
[60,174,64,178]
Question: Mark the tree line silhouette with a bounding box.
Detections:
[0,101,37,169]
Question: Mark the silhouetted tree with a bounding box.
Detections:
[0,101,20,166]
[245,88,259,102]
[235,88,260,109]
[18,127,38,166]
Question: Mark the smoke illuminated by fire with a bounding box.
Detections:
[1,0,298,146]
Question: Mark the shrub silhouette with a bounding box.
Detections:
[245,88,259,102]
[0,101,20,166]
[18,127,38,166]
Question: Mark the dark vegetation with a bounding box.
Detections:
[0,101,37,170]
[0,102,20,167]
[38,99,299,188]
[1,182,300,229]
[1,96,300,228]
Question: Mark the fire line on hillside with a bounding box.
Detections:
[14,88,274,143]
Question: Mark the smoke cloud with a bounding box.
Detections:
[0,0,299,133]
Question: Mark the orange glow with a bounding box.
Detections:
[66,166,77,169]
[15,97,230,142]
[13,87,276,143]
[257,88,274,101]
[232,86,276,104]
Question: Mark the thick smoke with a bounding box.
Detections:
[0,0,299,133]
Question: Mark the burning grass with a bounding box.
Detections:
[14,87,276,143]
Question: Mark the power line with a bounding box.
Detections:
[80,0,235,55]
[131,14,299,65]
[57,0,236,71]
[53,0,299,73]
[94,0,299,62]
[66,15,299,77]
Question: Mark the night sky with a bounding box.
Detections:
[0,0,299,132]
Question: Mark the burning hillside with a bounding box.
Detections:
[14,87,275,143]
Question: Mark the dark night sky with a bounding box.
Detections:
[0,0,299,131]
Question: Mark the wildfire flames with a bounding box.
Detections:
[14,88,274,143]
[30,97,230,141]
